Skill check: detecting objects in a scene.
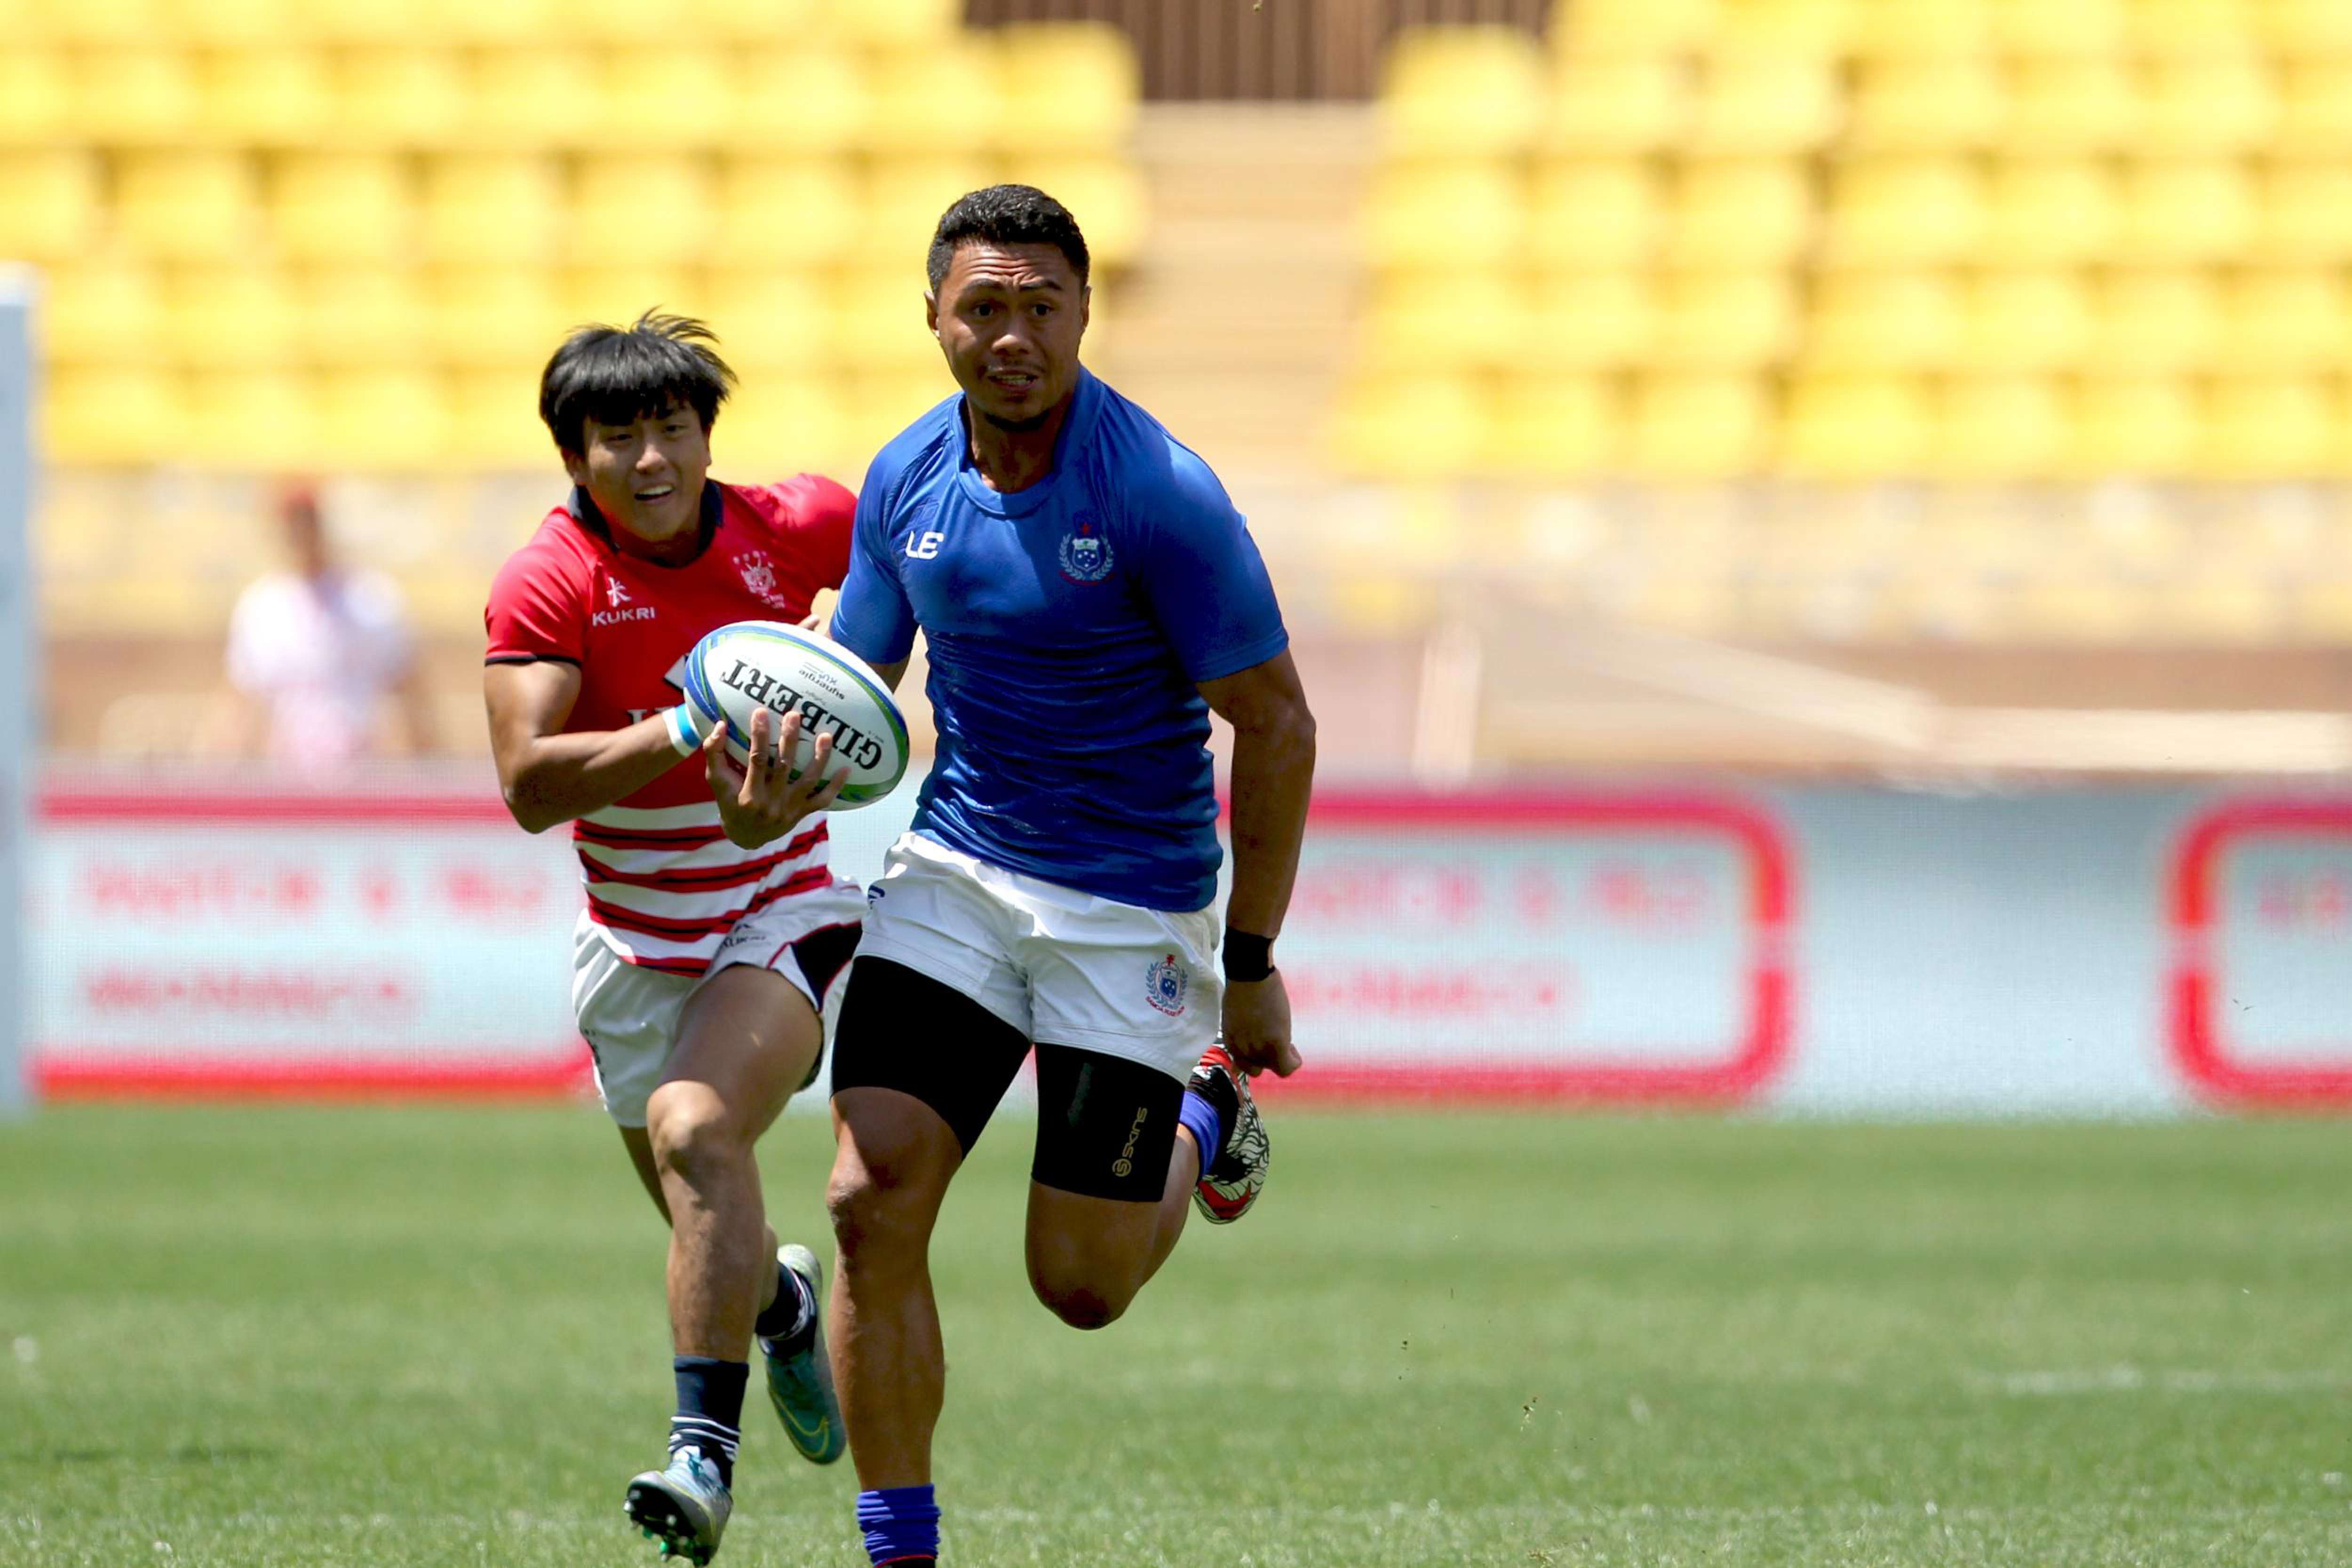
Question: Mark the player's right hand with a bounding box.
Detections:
[704,706,849,848]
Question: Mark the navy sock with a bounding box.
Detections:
[753,1256,814,1348]
[857,1484,940,1565]
[669,1356,747,1488]
[1179,1087,1226,1178]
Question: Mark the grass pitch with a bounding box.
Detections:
[3,1106,2349,1567]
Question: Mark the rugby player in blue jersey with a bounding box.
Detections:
[822,185,1316,1568]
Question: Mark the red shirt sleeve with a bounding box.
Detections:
[761,474,858,591]
[484,531,588,664]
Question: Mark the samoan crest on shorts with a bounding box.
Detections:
[1145,953,1189,1017]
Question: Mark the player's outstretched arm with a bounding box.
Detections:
[1200,649,1317,1078]
[485,659,698,834]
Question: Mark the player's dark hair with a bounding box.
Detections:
[539,310,736,456]
[926,184,1091,292]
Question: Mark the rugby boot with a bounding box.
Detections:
[1189,1043,1270,1224]
[759,1243,845,1464]
[625,1446,731,1565]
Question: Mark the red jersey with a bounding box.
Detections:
[485,477,860,975]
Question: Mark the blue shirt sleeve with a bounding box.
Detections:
[1135,444,1289,684]
[828,455,918,666]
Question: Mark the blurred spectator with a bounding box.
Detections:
[215,485,436,773]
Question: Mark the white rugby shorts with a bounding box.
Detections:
[570,886,865,1128]
[855,832,1222,1083]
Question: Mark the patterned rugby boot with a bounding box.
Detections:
[760,1243,845,1464]
[1189,1043,1270,1224]
[624,1446,732,1565]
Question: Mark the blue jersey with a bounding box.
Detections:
[831,370,1288,912]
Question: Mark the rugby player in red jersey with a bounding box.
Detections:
[483,313,858,1565]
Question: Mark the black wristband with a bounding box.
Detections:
[1223,931,1274,983]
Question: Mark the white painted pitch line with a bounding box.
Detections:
[1968,1367,2352,1396]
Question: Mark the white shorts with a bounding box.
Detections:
[571,892,864,1128]
[856,832,1222,1083]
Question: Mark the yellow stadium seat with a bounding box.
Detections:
[334,49,469,144]
[315,370,449,468]
[998,159,1147,269]
[1521,270,1657,368]
[2072,376,2200,475]
[2118,159,2256,263]
[832,270,946,377]
[195,48,334,142]
[1686,57,1842,155]
[446,367,552,467]
[2127,0,2256,55]
[2091,269,2222,372]
[1980,159,2119,263]
[1328,374,1485,481]
[2004,60,2138,151]
[2138,58,2279,155]
[1780,372,1931,477]
[1822,158,1986,267]
[38,0,163,44]
[563,266,710,332]
[572,156,715,264]
[1712,0,1858,54]
[2219,269,2351,372]
[159,0,302,44]
[864,41,1002,158]
[1543,58,1689,152]
[43,367,183,466]
[1653,270,1799,369]
[183,367,318,470]
[0,150,101,262]
[68,46,197,141]
[861,158,996,263]
[1662,158,1813,267]
[1963,270,2094,371]
[1380,27,1548,160]
[697,0,817,43]
[43,260,164,364]
[599,47,733,144]
[423,266,570,369]
[2260,0,2352,54]
[818,0,957,49]
[992,24,1142,158]
[113,152,262,261]
[1484,374,1621,477]
[419,155,565,266]
[1851,0,1994,56]
[1626,372,1771,477]
[714,158,859,263]
[269,153,417,264]
[0,48,68,141]
[2277,63,2352,153]
[1807,271,1964,370]
[734,48,869,155]
[844,369,956,461]
[717,380,853,474]
[699,269,840,371]
[1364,270,1526,373]
[2202,376,2335,476]
[1932,376,2071,478]
[466,48,599,146]
[1526,158,1662,267]
[1989,0,2127,55]
[158,263,298,367]
[298,268,431,367]
[307,0,471,42]
[1848,60,2006,151]
[1367,161,1526,270]
[1552,0,1719,57]
[2255,160,2352,260]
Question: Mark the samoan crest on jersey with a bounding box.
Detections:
[734,549,789,609]
[1058,516,1115,584]
[1144,953,1188,1017]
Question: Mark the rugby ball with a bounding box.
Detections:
[682,621,909,810]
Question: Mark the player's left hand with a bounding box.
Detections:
[1222,972,1303,1078]
[704,706,848,848]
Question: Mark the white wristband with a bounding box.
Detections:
[662,704,701,756]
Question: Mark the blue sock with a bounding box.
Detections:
[857,1484,940,1565]
[670,1356,747,1488]
[1178,1088,1225,1177]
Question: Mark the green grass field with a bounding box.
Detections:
[4,1107,2349,1567]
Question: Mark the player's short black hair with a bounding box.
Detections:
[926,184,1091,293]
[539,311,736,456]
